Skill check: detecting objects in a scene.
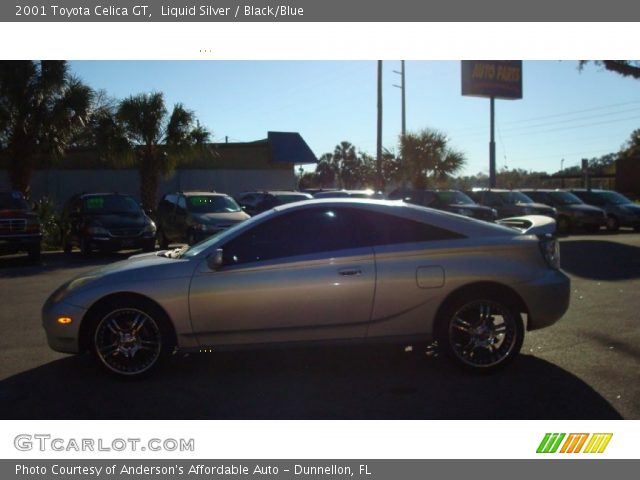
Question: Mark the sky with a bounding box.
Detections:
[69,60,640,177]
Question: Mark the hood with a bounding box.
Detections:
[192,211,250,224]
[496,215,557,235]
[85,213,148,228]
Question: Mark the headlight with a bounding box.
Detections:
[194,223,216,232]
[143,221,156,234]
[456,208,473,217]
[491,208,498,219]
[539,235,561,270]
[85,226,109,236]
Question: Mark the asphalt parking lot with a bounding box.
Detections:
[0,231,639,420]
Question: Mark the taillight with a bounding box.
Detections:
[538,234,560,269]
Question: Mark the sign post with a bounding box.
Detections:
[461,60,523,188]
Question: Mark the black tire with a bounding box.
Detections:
[27,244,41,262]
[435,290,524,372]
[80,236,92,256]
[557,216,570,234]
[157,230,169,250]
[606,215,620,232]
[90,299,173,377]
[63,238,72,254]
[142,239,156,252]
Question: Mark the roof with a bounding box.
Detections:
[267,132,318,164]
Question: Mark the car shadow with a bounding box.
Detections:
[560,240,640,280]
[0,347,622,419]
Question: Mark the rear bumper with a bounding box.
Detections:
[518,269,571,331]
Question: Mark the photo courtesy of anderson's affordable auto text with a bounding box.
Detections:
[1,0,639,479]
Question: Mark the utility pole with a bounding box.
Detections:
[377,60,383,190]
[489,96,496,188]
[393,60,406,140]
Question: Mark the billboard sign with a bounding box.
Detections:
[461,60,523,99]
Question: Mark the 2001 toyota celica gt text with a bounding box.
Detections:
[43,199,570,377]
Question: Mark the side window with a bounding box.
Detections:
[357,210,465,246]
[222,208,361,265]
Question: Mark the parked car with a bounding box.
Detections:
[569,189,640,231]
[520,189,606,233]
[235,191,313,216]
[43,198,570,377]
[465,189,557,220]
[62,193,156,255]
[313,189,386,199]
[156,191,249,247]
[388,189,497,222]
[0,191,41,260]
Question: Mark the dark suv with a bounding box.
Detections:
[156,191,250,247]
[0,191,41,260]
[235,191,313,216]
[569,189,640,231]
[521,189,606,233]
[388,189,497,222]
[465,189,557,219]
[62,193,156,255]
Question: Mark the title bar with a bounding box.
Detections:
[4,0,640,22]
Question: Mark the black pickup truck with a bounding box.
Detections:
[0,191,41,260]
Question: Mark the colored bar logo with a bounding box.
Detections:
[537,433,612,453]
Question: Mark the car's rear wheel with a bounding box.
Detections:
[436,293,524,371]
[92,304,171,377]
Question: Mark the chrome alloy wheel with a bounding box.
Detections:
[94,308,162,376]
[448,300,518,369]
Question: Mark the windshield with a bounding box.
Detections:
[436,191,475,205]
[498,191,534,204]
[187,195,241,213]
[0,192,29,210]
[549,191,582,205]
[82,195,141,214]
[598,191,632,205]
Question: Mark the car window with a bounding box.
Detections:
[81,195,141,214]
[435,191,475,205]
[187,195,241,213]
[222,207,361,265]
[357,209,465,246]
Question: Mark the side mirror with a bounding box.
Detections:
[206,249,224,271]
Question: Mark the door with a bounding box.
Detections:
[189,207,375,346]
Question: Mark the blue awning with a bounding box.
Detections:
[268,131,318,164]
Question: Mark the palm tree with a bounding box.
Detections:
[332,141,358,188]
[116,92,211,212]
[399,129,466,189]
[0,60,92,195]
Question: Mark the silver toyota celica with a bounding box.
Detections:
[42,199,570,377]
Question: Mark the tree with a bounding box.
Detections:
[315,153,336,187]
[579,61,640,80]
[619,128,640,160]
[399,129,466,189]
[0,60,93,195]
[116,92,211,212]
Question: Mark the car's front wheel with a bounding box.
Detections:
[436,292,524,371]
[92,302,172,377]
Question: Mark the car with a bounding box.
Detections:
[313,189,386,199]
[0,191,41,260]
[388,188,497,222]
[520,189,606,233]
[235,190,313,216]
[62,193,156,255]
[569,189,640,232]
[155,191,250,247]
[465,189,557,220]
[43,198,570,377]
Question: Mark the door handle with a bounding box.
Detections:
[338,268,362,276]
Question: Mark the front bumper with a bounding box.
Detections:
[518,269,571,331]
[42,299,88,354]
[0,234,41,254]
